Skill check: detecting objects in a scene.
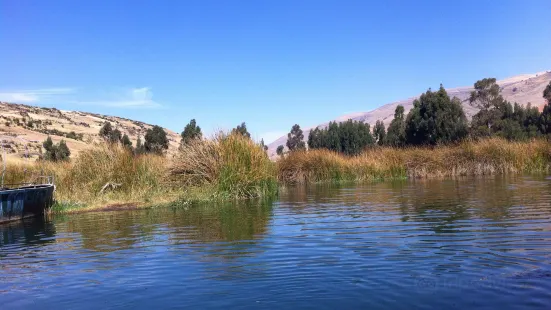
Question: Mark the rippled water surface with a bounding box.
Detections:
[2,176,551,309]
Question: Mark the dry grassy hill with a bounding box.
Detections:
[267,71,551,157]
[0,102,180,161]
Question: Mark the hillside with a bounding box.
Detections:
[0,102,180,161]
[267,71,551,157]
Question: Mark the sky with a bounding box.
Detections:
[1,0,550,144]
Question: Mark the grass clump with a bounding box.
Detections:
[4,144,175,210]
[170,133,277,199]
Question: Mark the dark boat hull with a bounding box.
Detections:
[0,185,55,224]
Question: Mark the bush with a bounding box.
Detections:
[42,137,71,162]
[144,125,169,154]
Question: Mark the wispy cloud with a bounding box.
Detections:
[0,88,75,103]
[0,86,162,109]
[75,87,162,108]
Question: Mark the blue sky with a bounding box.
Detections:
[1,0,550,143]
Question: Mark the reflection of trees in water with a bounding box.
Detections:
[55,199,274,256]
[0,218,56,249]
[278,176,551,231]
[51,200,275,280]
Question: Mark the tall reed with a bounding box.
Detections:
[277,138,551,184]
[170,133,277,199]
[4,144,171,208]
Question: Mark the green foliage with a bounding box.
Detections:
[135,136,146,155]
[110,129,122,143]
[544,81,551,103]
[65,131,83,141]
[540,82,551,136]
[122,134,133,148]
[144,125,169,154]
[42,136,71,162]
[232,122,251,138]
[469,78,504,111]
[405,85,468,145]
[99,122,113,139]
[373,120,386,146]
[307,119,374,155]
[470,78,547,141]
[385,105,406,147]
[286,124,306,151]
[181,119,202,146]
[99,122,122,143]
[276,145,284,156]
[260,139,268,151]
[540,104,551,136]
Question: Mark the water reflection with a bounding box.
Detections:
[279,175,551,227]
[1,176,550,309]
[0,217,56,248]
[54,199,274,253]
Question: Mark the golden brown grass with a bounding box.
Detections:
[3,144,175,211]
[169,133,277,199]
[277,138,551,184]
[3,137,549,212]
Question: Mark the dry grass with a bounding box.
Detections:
[170,133,277,199]
[277,138,551,184]
[3,144,175,210]
[4,137,548,212]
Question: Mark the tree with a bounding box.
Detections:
[232,122,250,138]
[144,125,169,154]
[469,78,504,111]
[99,121,122,143]
[57,140,71,160]
[385,105,406,147]
[42,136,71,162]
[540,81,551,136]
[181,119,202,145]
[276,145,284,156]
[110,128,122,143]
[99,122,113,140]
[122,134,133,149]
[405,85,468,145]
[544,81,551,103]
[260,139,268,151]
[135,135,145,155]
[373,120,386,146]
[306,120,374,155]
[286,124,306,151]
[43,136,53,152]
[469,78,507,136]
[308,127,322,149]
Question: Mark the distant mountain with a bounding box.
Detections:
[0,102,180,160]
[267,71,551,157]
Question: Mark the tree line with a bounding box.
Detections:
[38,77,551,161]
[276,79,551,156]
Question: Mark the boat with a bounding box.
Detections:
[0,137,55,224]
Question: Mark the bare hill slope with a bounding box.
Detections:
[0,102,180,160]
[267,71,551,157]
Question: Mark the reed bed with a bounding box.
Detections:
[3,137,549,211]
[169,133,277,199]
[277,138,551,184]
[3,144,173,209]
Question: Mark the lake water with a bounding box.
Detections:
[1,176,551,309]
